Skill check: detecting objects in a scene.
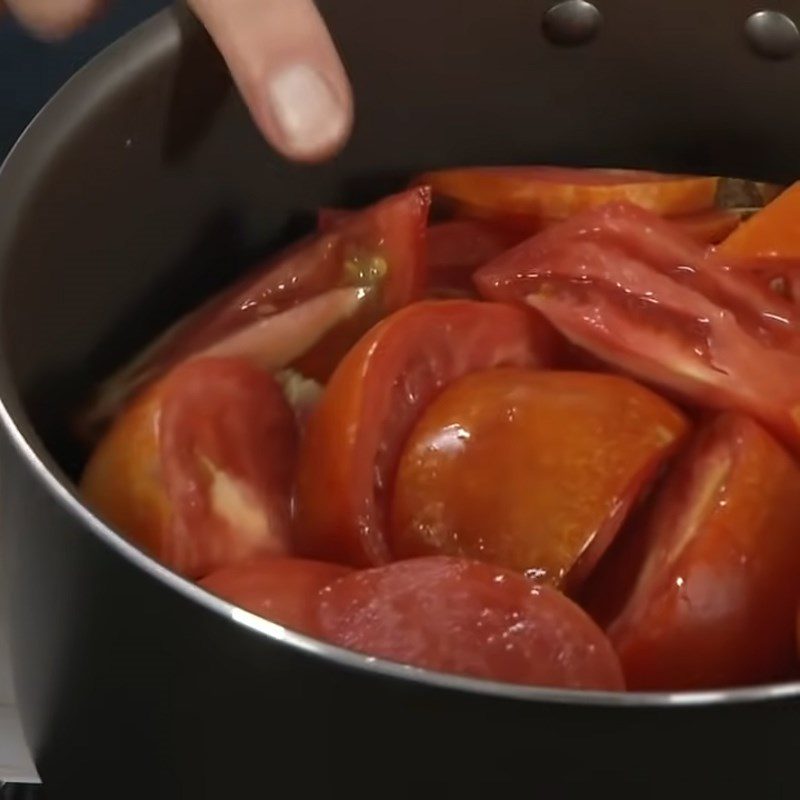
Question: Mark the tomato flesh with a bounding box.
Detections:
[294,300,557,567]
[475,201,800,455]
[82,358,297,579]
[200,557,351,637]
[588,413,800,690]
[391,369,688,589]
[418,166,719,220]
[318,556,625,690]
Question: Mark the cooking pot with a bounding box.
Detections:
[1,2,799,796]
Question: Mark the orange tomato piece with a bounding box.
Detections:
[390,369,689,589]
[716,182,800,259]
[294,301,556,568]
[418,166,719,220]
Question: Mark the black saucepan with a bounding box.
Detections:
[0,2,799,796]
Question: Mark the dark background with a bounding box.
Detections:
[0,0,169,159]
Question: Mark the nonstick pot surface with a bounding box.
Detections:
[1,2,800,795]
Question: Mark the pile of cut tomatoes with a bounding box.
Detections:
[80,166,800,693]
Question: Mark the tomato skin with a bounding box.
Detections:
[475,201,800,456]
[82,358,297,579]
[82,188,431,438]
[391,369,688,589]
[418,166,719,220]
[200,557,352,637]
[318,556,625,690]
[294,300,557,568]
[589,413,800,690]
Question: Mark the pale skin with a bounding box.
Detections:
[2,0,354,162]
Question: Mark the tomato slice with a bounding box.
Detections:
[200,557,352,637]
[294,300,557,567]
[475,202,800,455]
[417,166,719,221]
[81,358,297,579]
[585,413,800,690]
[390,369,688,589]
[82,188,431,437]
[672,209,741,245]
[716,182,800,258]
[318,556,624,690]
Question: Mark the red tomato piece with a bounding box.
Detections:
[81,358,297,579]
[425,220,523,296]
[586,413,800,690]
[475,202,800,455]
[391,370,688,589]
[294,300,557,567]
[418,166,719,220]
[82,188,431,436]
[200,557,352,637]
[318,557,625,690]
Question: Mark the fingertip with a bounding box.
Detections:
[6,0,105,41]
[259,62,354,163]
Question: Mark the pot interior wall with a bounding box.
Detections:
[2,0,800,479]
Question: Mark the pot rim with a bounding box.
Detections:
[0,7,797,709]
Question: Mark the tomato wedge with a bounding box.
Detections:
[716,182,800,259]
[200,557,352,637]
[81,188,431,437]
[391,370,688,589]
[81,358,297,579]
[294,300,557,567]
[475,202,800,455]
[417,166,719,221]
[709,256,800,307]
[318,557,625,690]
[672,209,741,245]
[586,413,800,690]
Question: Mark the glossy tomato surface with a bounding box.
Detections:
[82,358,297,579]
[588,413,800,690]
[294,300,556,567]
[475,201,800,455]
[318,556,625,690]
[391,369,688,589]
[200,557,352,637]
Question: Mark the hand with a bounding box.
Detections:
[4,0,354,162]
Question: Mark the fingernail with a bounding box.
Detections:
[267,64,349,158]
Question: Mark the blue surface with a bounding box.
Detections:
[0,1,169,158]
